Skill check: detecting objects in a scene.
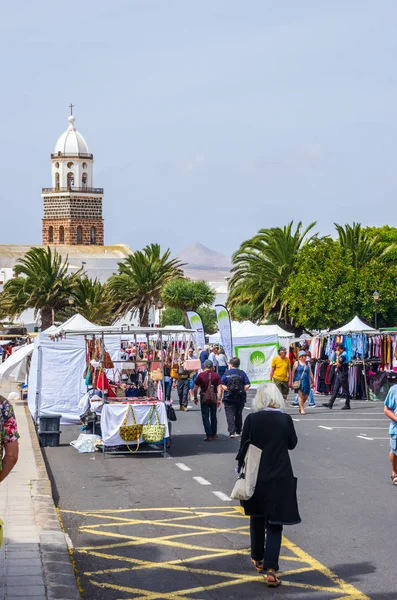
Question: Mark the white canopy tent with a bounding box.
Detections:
[0,343,34,382]
[209,321,293,346]
[28,319,196,425]
[330,316,376,335]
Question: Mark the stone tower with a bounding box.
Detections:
[42,112,104,245]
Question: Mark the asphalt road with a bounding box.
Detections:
[43,393,396,600]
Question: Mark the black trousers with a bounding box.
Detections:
[224,401,243,435]
[330,372,351,404]
[176,379,190,407]
[250,517,283,571]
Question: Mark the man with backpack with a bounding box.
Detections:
[221,357,251,438]
[194,360,223,441]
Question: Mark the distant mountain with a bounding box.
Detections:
[178,243,231,282]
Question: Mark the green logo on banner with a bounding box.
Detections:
[250,351,266,366]
[190,315,201,327]
[217,309,229,323]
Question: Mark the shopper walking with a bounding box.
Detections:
[199,345,210,369]
[236,383,301,588]
[221,357,251,438]
[269,347,289,399]
[217,349,228,378]
[384,385,397,484]
[291,350,314,415]
[322,342,351,410]
[194,360,222,441]
[174,353,191,412]
[209,346,219,371]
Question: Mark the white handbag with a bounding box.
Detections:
[230,443,262,500]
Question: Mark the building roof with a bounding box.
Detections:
[0,244,133,284]
[54,115,89,156]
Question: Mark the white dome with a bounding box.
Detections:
[54,115,89,155]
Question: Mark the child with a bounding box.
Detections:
[384,385,397,485]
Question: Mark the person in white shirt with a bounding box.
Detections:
[217,348,228,378]
[209,346,219,371]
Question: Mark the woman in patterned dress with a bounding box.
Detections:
[0,394,19,482]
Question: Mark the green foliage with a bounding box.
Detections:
[72,277,115,325]
[160,307,185,327]
[0,246,81,330]
[161,278,215,312]
[108,243,184,326]
[335,222,396,268]
[197,306,217,335]
[283,237,397,329]
[229,303,256,322]
[363,225,397,262]
[228,221,317,325]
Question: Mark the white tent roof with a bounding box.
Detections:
[0,343,34,381]
[257,324,293,338]
[49,314,98,335]
[330,315,376,334]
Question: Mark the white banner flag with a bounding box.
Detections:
[186,311,206,349]
[215,304,233,358]
[235,344,278,388]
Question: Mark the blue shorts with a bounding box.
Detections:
[390,435,397,456]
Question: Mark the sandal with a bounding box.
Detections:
[299,409,306,415]
[264,570,281,587]
[391,475,397,486]
[251,559,264,572]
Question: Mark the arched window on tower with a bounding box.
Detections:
[48,226,54,243]
[90,226,96,245]
[67,172,74,190]
[76,226,83,244]
[82,172,88,189]
[59,226,65,243]
[55,172,60,191]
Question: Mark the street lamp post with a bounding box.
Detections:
[157,300,164,327]
[373,290,380,329]
[68,295,75,319]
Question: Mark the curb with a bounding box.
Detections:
[26,406,82,600]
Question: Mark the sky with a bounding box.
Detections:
[1,0,397,257]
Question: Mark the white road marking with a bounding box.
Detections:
[175,463,192,472]
[357,435,374,441]
[296,418,386,421]
[318,426,333,430]
[292,418,300,422]
[213,491,232,502]
[193,476,211,486]
[322,427,388,430]
[244,407,252,410]
[371,437,390,440]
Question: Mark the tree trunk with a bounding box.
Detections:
[41,307,53,331]
[139,306,149,327]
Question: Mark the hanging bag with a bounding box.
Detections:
[230,442,262,500]
[201,372,217,404]
[119,405,143,452]
[142,405,166,443]
[150,368,163,381]
[292,363,307,390]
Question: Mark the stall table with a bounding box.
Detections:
[99,401,169,457]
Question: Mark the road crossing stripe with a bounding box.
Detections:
[175,463,191,472]
[212,491,232,502]
[319,426,333,430]
[193,477,211,486]
[357,436,374,441]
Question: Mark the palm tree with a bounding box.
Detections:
[73,277,115,325]
[161,278,215,312]
[335,222,395,268]
[108,243,185,326]
[228,221,317,324]
[0,247,81,330]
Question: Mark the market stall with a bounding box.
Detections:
[209,321,293,388]
[28,322,196,456]
[308,316,397,400]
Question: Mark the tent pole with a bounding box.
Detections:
[34,346,42,426]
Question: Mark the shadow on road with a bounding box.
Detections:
[169,433,240,457]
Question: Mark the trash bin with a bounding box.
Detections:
[38,412,62,447]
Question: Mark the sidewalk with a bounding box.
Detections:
[0,382,80,600]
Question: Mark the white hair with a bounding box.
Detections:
[252,383,286,412]
[8,392,19,402]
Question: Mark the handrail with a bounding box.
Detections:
[42,187,103,194]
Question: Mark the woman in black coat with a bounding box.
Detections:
[236,382,301,587]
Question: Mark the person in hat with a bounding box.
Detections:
[290,350,314,415]
[322,342,351,410]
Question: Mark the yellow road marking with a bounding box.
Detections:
[63,505,369,599]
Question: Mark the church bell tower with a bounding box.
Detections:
[42,108,104,245]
